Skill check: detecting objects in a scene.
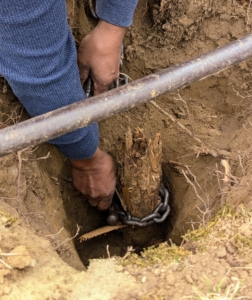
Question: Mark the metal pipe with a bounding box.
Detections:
[1,34,252,156]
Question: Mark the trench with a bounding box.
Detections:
[57,68,239,267]
[62,163,176,266]
[61,125,225,268]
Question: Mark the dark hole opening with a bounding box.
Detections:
[63,164,176,267]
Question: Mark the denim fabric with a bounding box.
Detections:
[96,0,138,27]
[0,0,137,159]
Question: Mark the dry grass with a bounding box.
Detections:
[46,224,80,251]
[187,278,242,300]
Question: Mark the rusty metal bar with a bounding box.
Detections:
[1,34,252,156]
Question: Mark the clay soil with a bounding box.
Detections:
[1,0,252,299]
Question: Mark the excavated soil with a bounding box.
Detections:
[1,0,252,299]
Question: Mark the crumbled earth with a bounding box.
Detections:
[1,0,252,299]
[2,196,252,299]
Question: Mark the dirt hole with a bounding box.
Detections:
[64,173,174,267]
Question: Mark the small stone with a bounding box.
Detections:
[185,273,194,284]
[191,273,198,282]
[190,256,197,264]
[0,216,8,225]
[225,242,236,254]
[0,269,11,285]
[240,224,252,237]
[166,274,176,286]
[175,282,181,288]
[240,271,248,280]
[141,276,146,283]
[201,260,206,267]
[218,150,231,157]
[208,129,222,136]
[221,277,230,289]
[3,285,11,295]
[245,263,252,268]
[212,270,218,277]
[172,293,183,299]
[7,245,33,269]
[216,247,227,258]
[115,265,123,272]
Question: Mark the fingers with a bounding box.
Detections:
[78,38,121,95]
[70,149,116,212]
[80,65,119,96]
[88,195,113,210]
[97,196,113,210]
[93,81,109,96]
[93,80,114,96]
[91,63,120,95]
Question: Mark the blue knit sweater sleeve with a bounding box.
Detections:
[96,0,138,27]
[0,0,138,159]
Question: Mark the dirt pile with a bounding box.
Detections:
[0,205,138,300]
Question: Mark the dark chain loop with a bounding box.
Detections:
[88,0,98,19]
[107,185,171,227]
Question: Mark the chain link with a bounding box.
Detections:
[107,185,171,227]
[88,0,98,19]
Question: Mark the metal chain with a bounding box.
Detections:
[88,0,98,19]
[107,185,171,227]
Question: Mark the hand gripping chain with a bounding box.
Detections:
[83,44,128,97]
[84,0,128,97]
[107,184,171,227]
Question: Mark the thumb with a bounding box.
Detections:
[78,63,90,86]
[97,196,113,210]
[93,80,110,96]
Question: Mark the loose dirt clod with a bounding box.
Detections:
[5,246,34,270]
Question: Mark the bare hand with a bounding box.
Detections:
[70,148,116,210]
[78,20,126,95]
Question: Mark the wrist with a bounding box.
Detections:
[96,20,126,44]
[70,148,105,171]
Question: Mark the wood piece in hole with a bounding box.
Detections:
[79,224,128,242]
[221,159,231,184]
[116,127,162,218]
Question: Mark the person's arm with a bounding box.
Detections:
[70,148,116,210]
[73,1,139,209]
[0,0,138,211]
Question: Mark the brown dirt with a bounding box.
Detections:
[1,0,252,299]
